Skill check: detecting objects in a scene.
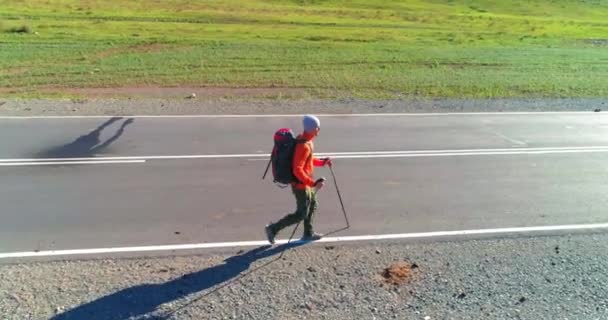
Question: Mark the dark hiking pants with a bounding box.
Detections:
[270,186,317,236]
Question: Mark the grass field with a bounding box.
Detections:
[1,0,607,99]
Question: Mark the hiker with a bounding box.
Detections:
[265,115,332,244]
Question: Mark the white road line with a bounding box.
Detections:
[0,111,603,119]
[0,154,267,162]
[1,222,607,259]
[251,148,608,160]
[2,146,608,163]
[328,149,608,159]
[0,160,145,166]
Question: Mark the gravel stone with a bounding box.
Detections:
[0,97,606,117]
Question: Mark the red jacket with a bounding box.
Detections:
[292,131,324,190]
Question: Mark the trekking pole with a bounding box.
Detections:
[329,165,350,228]
[262,158,272,180]
[278,221,300,259]
[286,221,301,244]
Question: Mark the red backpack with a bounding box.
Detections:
[262,128,304,186]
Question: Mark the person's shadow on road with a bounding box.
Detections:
[51,243,303,320]
[37,117,134,158]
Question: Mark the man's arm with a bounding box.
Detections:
[313,157,325,167]
[293,144,316,187]
[313,157,332,167]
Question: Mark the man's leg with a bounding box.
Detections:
[266,187,309,242]
[303,188,318,237]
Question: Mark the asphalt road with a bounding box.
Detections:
[2,113,608,254]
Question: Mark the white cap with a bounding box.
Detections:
[303,115,320,133]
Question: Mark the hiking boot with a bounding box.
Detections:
[265,224,276,244]
[302,232,323,241]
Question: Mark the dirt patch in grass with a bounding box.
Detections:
[583,39,608,46]
[1,67,30,76]
[21,86,308,99]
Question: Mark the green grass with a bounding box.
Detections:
[1,0,608,99]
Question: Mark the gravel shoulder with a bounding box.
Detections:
[1,232,607,320]
[0,97,607,116]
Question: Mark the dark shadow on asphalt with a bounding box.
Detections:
[51,242,305,320]
[37,117,134,158]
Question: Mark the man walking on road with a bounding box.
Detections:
[265,115,332,244]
